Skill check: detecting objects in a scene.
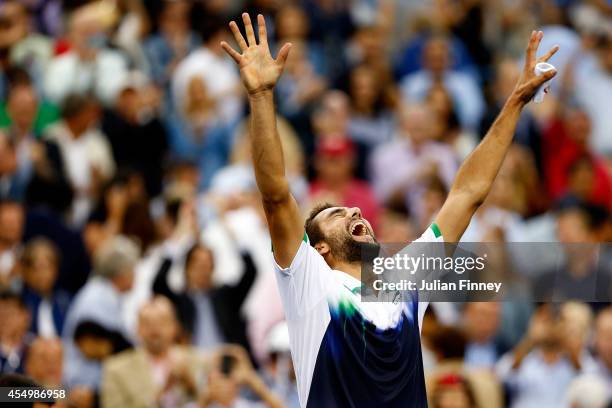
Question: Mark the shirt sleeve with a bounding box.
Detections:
[414,223,444,243]
[273,234,334,321]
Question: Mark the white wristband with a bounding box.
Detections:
[533,62,556,103]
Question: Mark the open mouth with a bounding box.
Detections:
[349,220,368,237]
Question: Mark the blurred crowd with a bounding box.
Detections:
[0,0,610,407]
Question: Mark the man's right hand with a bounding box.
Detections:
[221,13,292,96]
[220,12,303,269]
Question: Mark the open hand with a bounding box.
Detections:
[512,31,559,104]
[221,14,292,96]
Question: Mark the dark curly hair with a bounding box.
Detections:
[304,202,336,247]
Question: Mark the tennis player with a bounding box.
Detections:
[221,14,558,408]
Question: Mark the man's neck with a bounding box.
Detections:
[331,261,362,282]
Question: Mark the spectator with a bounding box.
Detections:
[0,82,70,208]
[200,344,283,408]
[416,177,448,232]
[43,3,128,106]
[534,200,612,305]
[345,25,395,93]
[375,208,418,243]
[370,103,458,219]
[426,83,476,160]
[0,200,24,291]
[101,296,208,408]
[346,64,395,147]
[274,5,327,127]
[195,188,291,365]
[559,302,595,365]
[43,94,116,225]
[275,5,327,77]
[275,41,327,130]
[212,115,307,205]
[120,183,158,254]
[0,291,32,374]
[24,337,63,388]
[442,0,493,72]
[172,18,241,126]
[302,0,353,78]
[166,75,233,191]
[310,90,369,179]
[20,238,71,337]
[0,131,19,200]
[261,322,300,408]
[143,0,199,91]
[429,373,478,408]
[101,71,168,197]
[0,67,59,137]
[496,304,583,408]
[394,30,478,79]
[109,0,151,72]
[309,137,380,229]
[426,325,503,408]
[63,235,139,390]
[542,105,611,209]
[153,243,256,353]
[459,146,538,242]
[574,31,612,156]
[0,72,58,202]
[22,202,90,295]
[73,320,130,363]
[3,200,89,297]
[0,1,53,97]
[69,320,131,407]
[591,307,612,391]
[0,72,70,210]
[63,235,138,340]
[462,302,503,370]
[400,35,485,131]
[84,172,151,256]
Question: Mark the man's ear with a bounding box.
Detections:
[314,242,330,257]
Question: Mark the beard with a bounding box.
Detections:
[327,232,380,264]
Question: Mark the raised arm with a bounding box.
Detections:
[435,31,558,242]
[221,14,301,268]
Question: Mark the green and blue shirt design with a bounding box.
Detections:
[273,225,443,407]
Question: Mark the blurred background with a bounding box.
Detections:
[0,0,610,407]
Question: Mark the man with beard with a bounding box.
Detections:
[222,14,558,408]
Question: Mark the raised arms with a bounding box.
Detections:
[221,14,302,268]
[434,31,559,242]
